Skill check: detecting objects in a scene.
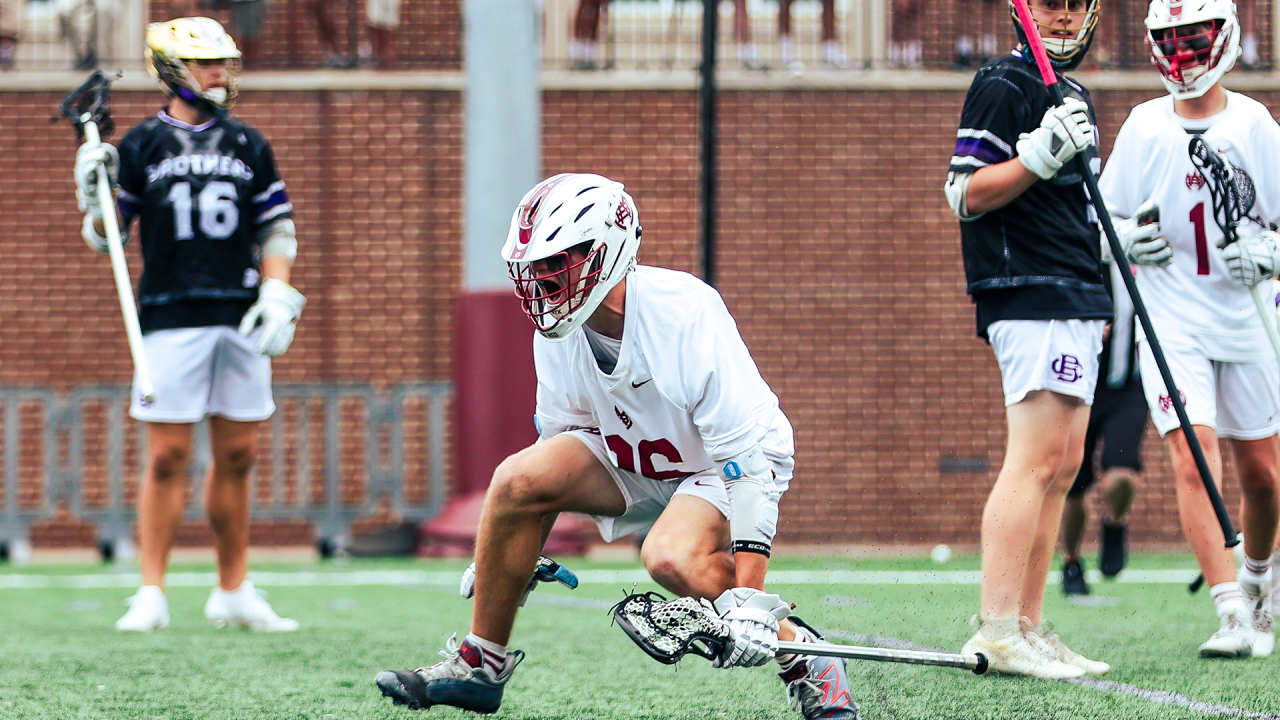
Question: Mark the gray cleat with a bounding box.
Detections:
[778,618,859,720]
[376,634,523,713]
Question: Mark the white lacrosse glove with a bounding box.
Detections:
[709,587,791,669]
[74,140,119,219]
[238,278,307,357]
[1101,201,1171,268]
[1016,98,1094,181]
[1222,231,1280,287]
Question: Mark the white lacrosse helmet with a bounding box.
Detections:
[501,173,642,341]
[146,17,242,116]
[1146,0,1241,99]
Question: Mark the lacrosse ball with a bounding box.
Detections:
[930,544,952,564]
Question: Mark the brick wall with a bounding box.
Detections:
[3,80,1271,548]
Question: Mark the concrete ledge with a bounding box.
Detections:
[5,67,1280,93]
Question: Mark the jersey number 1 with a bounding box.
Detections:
[1190,202,1210,276]
[168,181,240,240]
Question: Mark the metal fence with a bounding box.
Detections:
[0,383,450,559]
[4,0,146,71]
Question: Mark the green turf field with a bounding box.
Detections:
[0,553,1276,719]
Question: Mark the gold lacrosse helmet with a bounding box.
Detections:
[145,17,242,116]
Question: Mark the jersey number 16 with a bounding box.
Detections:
[167,181,239,240]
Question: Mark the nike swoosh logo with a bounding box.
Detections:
[631,379,651,388]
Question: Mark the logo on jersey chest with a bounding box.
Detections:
[614,406,633,429]
[1186,171,1206,191]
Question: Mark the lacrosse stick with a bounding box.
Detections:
[612,591,989,674]
[1187,136,1280,362]
[57,71,155,406]
[1010,0,1237,548]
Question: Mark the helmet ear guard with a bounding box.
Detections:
[145,17,242,116]
[1007,0,1100,71]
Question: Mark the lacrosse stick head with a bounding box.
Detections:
[1189,135,1258,245]
[611,591,730,665]
[56,70,118,142]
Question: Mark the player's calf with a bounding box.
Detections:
[376,634,523,713]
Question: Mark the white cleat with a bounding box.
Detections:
[205,581,299,632]
[115,585,169,632]
[1240,570,1274,658]
[1024,624,1110,676]
[1199,606,1255,658]
[961,628,1084,680]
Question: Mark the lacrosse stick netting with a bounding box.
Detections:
[612,591,731,664]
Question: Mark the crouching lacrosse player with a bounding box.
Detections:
[944,0,1114,679]
[375,173,856,719]
[73,18,304,632]
[1097,0,1280,659]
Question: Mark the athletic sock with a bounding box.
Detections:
[776,625,815,667]
[1210,582,1246,615]
[980,616,1021,642]
[1243,554,1272,580]
[463,633,510,676]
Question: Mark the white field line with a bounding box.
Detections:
[823,629,1280,720]
[0,568,1199,589]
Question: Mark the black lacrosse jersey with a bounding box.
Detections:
[950,52,1111,339]
[115,111,293,333]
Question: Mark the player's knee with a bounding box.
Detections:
[639,538,695,588]
[218,444,257,479]
[489,455,557,512]
[149,444,190,482]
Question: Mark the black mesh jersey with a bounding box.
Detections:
[949,53,1112,339]
[115,111,293,333]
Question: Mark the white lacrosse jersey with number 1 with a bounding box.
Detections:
[1098,91,1280,362]
[533,265,795,488]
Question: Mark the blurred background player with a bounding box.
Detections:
[889,0,923,69]
[72,17,305,633]
[375,174,855,719]
[1097,0,1279,659]
[0,0,20,69]
[778,0,842,69]
[1060,267,1151,596]
[944,0,1112,679]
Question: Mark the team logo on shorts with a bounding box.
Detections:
[614,406,633,430]
[1052,354,1083,383]
[1158,391,1187,414]
[1186,172,1206,191]
[138,392,153,409]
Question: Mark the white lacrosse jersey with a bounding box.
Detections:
[1098,91,1280,361]
[533,265,794,485]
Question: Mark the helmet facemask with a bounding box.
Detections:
[509,241,607,336]
[1009,0,1100,71]
[1148,21,1232,96]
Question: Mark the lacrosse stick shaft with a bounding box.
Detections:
[777,641,988,674]
[82,118,155,405]
[1010,0,1237,548]
[1250,284,1280,361]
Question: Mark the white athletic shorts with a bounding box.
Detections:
[567,429,731,543]
[129,326,275,424]
[1137,336,1280,440]
[988,319,1106,407]
[366,0,401,29]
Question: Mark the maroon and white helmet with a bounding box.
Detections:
[1146,0,1241,99]
[501,173,642,341]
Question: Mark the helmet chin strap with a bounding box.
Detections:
[170,82,228,118]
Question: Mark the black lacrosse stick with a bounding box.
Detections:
[1189,136,1266,246]
[611,590,730,665]
[54,70,119,142]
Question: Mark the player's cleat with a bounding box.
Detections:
[1240,570,1274,658]
[1198,606,1255,658]
[1099,522,1128,578]
[115,585,169,632]
[961,625,1084,679]
[204,581,299,632]
[1062,558,1090,596]
[376,634,523,713]
[1023,622,1110,676]
[777,618,858,720]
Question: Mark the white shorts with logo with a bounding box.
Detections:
[1137,336,1280,440]
[988,319,1105,407]
[129,326,275,423]
[567,429,732,543]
